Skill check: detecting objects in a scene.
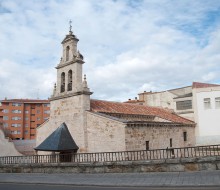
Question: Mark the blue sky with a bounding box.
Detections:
[0,0,220,101]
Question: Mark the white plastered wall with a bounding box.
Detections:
[193,87,220,145]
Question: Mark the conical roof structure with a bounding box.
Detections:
[35,122,79,152]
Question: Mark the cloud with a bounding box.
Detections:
[0,0,220,102]
[0,59,55,99]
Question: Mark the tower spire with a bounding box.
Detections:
[69,20,72,34]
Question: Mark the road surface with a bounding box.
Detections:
[0,183,220,190]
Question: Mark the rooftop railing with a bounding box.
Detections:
[0,144,220,165]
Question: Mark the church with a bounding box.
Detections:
[36,27,195,154]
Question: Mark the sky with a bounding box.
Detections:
[0,0,220,102]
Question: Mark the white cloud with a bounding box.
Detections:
[0,0,220,101]
[0,59,55,99]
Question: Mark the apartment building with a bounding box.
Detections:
[0,99,50,140]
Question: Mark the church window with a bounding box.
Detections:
[68,70,72,91]
[146,141,149,150]
[170,138,172,147]
[66,46,70,61]
[183,132,187,141]
[61,72,65,92]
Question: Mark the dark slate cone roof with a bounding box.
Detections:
[35,122,79,152]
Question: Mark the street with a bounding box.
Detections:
[1,171,220,187]
[0,183,220,190]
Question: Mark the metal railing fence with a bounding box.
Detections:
[0,144,220,165]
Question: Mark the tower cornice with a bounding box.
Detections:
[50,90,93,101]
[61,34,79,44]
[56,59,84,69]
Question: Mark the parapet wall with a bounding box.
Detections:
[0,156,219,173]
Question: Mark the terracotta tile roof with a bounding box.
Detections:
[192,82,220,89]
[90,99,194,124]
[1,99,49,103]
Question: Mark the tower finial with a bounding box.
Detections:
[69,20,72,32]
[83,74,89,89]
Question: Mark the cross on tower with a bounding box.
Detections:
[69,20,72,32]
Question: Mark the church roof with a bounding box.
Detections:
[34,122,79,152]
[90,99,194,124]
[192,82,220,89]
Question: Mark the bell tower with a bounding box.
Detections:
[51,21,92,99]
[44,22,92,153]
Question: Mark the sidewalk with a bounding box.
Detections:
[0,170,220,187]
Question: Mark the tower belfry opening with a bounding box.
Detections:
[66,46,70,61]
[68,70,72,91]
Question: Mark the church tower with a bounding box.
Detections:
[52,22,91,98]
[37,22,92,153]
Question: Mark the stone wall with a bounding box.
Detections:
[125,125,195,150]
[86,112,126,152]
[12,140,36,155]
[0,156,219,173]
[0,130,22,156]
[36,94,90,153]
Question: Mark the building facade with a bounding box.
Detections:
[0,99,50,140]
[136,82,220,145]
[193,85,220,145]
[36,28,195,155]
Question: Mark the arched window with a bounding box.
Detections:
[68,70,72,91]
[61,72,65,92]
[66,46,70,61]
